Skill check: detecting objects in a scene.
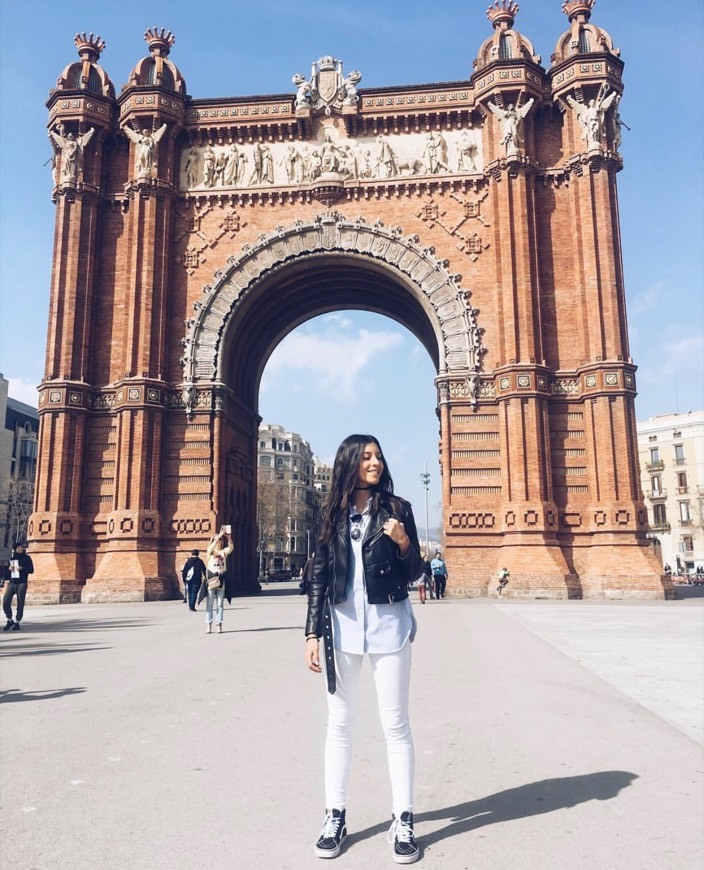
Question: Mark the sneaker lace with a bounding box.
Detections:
[388,815,414,845]
[322,812,342,840]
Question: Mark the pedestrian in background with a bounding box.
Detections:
[430,550,448,599]
[202,529,233,634]
[305,434,422,864]
[181,549,206,611]
[3,542,34,632]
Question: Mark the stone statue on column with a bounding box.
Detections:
[487,99,534,157]
[124,123,168,176]
[49,125,96,183]
[567,87,617,151]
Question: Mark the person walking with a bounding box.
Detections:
[202,529,233,634]
[2,542,34,632]
[430,550,448,599]
[305,434,422,864]
[181,549,206,611]
[417,554,432,604]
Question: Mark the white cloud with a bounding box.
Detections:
[6,378,39,408]
[262,323,403,398]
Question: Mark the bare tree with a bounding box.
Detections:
[5,472,34,547]
[256,468,288,576]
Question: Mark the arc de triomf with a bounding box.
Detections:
[31,1,668,602]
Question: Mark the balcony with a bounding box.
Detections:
[649,522,671,533]
[676,486,689,495]
[646,489,667,500]
[679,519,693,527]
[646,460,665,472]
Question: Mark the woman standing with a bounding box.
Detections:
[305,435,422,864]
[203,529,233,634]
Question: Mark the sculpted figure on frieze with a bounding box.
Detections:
[375,135,397,178]
[202,144,216,187]
[457,131,478,172]
[423,132,449,174]
[184,148,199,188]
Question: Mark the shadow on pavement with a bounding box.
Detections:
[7,617,157,634]
[0,686,87,704]
[229,625,302,633]
[0,642,109,658]
[349,771,638,847]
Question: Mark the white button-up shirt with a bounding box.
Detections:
[332,502,416,655]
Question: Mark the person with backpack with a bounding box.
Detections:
[181,549,206,611]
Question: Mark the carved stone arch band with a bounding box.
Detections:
[180,211,485,386]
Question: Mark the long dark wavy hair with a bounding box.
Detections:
[319,434,402,545]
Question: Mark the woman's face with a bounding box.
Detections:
[356,442,384,489]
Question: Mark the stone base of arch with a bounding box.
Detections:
[81,549,177,603]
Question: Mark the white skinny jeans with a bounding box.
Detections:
[324,642,414,817]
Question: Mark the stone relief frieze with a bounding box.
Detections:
[178,128,482,193]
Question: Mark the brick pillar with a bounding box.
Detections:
[83,87,185,601]
[29,94,112,603]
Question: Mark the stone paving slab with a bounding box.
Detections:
[1,590,702,870]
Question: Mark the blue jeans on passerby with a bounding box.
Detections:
[205,585,225,625]
[187,579,200,610]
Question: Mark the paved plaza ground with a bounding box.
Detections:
[1,586,702,870]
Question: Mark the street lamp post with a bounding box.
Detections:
[420,464,431,557]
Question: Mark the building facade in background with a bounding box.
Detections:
[0,375,39,560]
[33,3,667,602]
[637,411,704,573]
[257,423,318,575]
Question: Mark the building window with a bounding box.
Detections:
[673,430,681,438]
[674,444,686,464]
[653,503,667,525]
[677,472,688,493]
[648,435,657,442]
[680,536,694,554]
[577,28,591,53]
[679,502,691,523]
[649,447,660,464]
[259,455,271,466]
[651,475,662,496]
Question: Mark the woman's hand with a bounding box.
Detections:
[306,637,321,673]
[383,518,410,554]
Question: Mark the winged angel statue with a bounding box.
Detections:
[123,123,168,175]
[566,87,617,151]
[487,99,534,157]
[49,126,95,183]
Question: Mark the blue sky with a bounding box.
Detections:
[1,0,702,524]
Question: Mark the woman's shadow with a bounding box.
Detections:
[348,771,638,848]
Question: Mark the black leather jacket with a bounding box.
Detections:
[305,496,422,638]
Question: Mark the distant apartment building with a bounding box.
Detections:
[0,375,39,559]
[637,411,704,573]
[257,423,319,574]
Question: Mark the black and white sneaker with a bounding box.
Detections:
[314,808,347,859]
[388,811,419,864]
[3,620,14,632]
[11,622,20,631]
